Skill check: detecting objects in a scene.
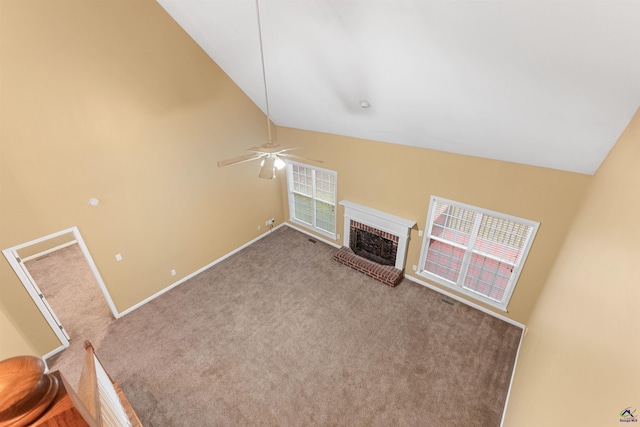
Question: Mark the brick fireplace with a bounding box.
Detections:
[349,221,398,266]
[334,200,416,287]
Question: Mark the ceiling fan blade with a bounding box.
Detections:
[278,153,324,164]
[277,147,300,154]
[217,153,264,168]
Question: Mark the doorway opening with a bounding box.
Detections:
[2,227,118,359]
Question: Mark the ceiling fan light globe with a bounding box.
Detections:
[259,156,276,179]
[274,156,286,169]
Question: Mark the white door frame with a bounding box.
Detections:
[2,226,119,348]
[11,250,72,341]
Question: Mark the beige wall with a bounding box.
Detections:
[0,309,37,357]
[277,127,591,324]
[505,110,640,425]
[0,0,284,359]
[16,232,76,260]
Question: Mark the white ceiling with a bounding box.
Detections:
[157,0,640,175]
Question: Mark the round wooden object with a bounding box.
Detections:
[0,356,59,427]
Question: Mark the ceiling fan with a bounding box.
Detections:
[217,0,323,179]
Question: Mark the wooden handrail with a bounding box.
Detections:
[1,343,141,426]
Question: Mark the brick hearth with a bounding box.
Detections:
[334,246,404,287]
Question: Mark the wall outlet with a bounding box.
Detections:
[258,225,261,230]
[418,230,423,237]
[115,253,123,261]
[412,265,417,271]
[171,269,176,276]
[266,218,275,226]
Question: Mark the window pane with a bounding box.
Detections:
[293,194,312,225]
[463,253,513,302]
[315,200,335,234]
[424,240,464,283]
[315,171,335,204]
[292,165,313,196]
[475,215,531,265]
[431,201,476,246]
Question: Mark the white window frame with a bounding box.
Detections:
[286,161,337,239]
[417,196,539,311]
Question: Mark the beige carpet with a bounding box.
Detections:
[25,242,114,387]
[41,226,521,426]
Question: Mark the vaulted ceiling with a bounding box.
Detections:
[157,0,640,175]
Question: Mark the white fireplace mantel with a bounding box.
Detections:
[339,200,416,270]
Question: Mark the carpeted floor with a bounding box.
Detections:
[25,242,114,386]
[41,226,521,426]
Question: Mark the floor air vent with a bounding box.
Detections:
[308,238,317,243]
[441,298,455,306]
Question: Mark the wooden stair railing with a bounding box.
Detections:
[77,341,142,427]
[0,342,142,427]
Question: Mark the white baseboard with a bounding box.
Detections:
[42,344,68,369]
[403,274,525,329]
[117,224,287,318]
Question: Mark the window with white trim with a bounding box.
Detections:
[286,162,337,237]
[417,196,539,310]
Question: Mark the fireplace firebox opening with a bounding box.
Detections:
[349,221,398,266]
